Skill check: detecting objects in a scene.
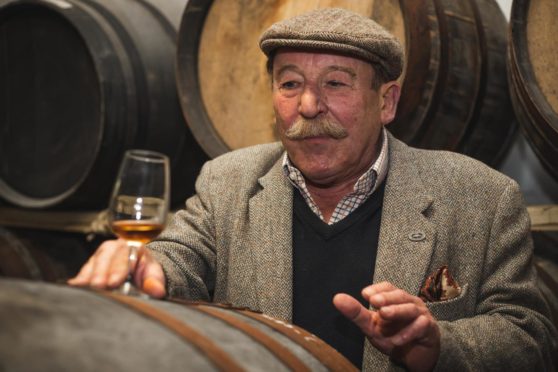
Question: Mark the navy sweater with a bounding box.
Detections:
[292,182,385,369]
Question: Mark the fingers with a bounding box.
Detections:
[363,282,425,308]
[390,314,433,347]
[107,245,133,287]
[379,303,421,323]
[334,293,426,341]
[333,287,425,336]
[91,243,128,288]
[68,239,168,299]
[67,239,132,289]
[359,282,431,334]
[67,258,95,286]
[337,282,441,370]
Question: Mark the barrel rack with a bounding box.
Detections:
[0,207,112,235]
[527,205,558,231]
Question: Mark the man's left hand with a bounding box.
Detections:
[333,281,440,372]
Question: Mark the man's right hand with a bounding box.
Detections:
[67,239,167,298]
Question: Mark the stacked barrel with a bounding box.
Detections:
[0,0,207,210]
[507,0,558,182]
[0,0,208,281]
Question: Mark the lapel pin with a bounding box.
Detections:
[408,231,426,242]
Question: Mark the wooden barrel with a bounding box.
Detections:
[532,230,558,334]
[176,0,515,167]
[0,226,93,282]
[0,0,208,210]
[534,256,558,331]
[508,0,558,182]
[0,278,357,372]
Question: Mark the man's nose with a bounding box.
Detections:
[298,87,326,118]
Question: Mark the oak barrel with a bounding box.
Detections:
[0,226,92,281]
[508,0,558,181]
[176,0,515,166]
[532,230,558,333]
[0,278,357,372]
[535,256,558,330]
[0,0,208,210]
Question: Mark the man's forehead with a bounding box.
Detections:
[273,48,370,67]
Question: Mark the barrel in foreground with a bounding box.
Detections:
[0,278,357,372]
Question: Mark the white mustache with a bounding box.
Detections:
[284,117,348,140]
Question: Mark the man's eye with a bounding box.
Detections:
[280,81,299,89]
[327,80,347,87]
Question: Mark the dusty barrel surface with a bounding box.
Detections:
[508,0,558,181]
[0,279,357,372]
[0,0,208,210]
[176,0,515,166]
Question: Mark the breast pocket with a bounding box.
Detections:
[425,284,471,321]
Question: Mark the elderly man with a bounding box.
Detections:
[70,8,556,371]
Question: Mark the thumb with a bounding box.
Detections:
[142,276,166,299]
[135,256,167,298]
[333,293,374,333]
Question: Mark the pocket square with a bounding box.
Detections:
[419,265,461,302]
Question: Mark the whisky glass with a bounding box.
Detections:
[108,149,170,296]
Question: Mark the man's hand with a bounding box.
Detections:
[67,239,166,298]
[333,282,440,372]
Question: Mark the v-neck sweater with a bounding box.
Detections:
[292,181,386,369]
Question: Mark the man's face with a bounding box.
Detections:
[272,49,399,187]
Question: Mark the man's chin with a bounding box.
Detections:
[291,158,337,183]
[302,170,339,188]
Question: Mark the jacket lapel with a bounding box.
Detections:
[373,135,436,295]
[248,155,294,321]
[364,135,437,371]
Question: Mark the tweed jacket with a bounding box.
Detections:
[149,133,556,371]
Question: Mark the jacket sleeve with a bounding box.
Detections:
[147,160,218,301]
[434,181,557,371]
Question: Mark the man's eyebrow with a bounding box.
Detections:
[275,64,302,79]
[324,65,357,79]
[274,64,357,79]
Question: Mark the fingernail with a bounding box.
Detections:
[393,334,406,346]
[371,294,384,305]
[381,306,393,316]
[108,274,120,286]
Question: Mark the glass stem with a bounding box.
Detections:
[122,241,142,294]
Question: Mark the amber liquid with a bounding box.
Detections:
[111,220,164,244]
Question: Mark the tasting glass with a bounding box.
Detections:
[108,149,170,296]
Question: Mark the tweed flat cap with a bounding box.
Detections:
[259,8,404,81]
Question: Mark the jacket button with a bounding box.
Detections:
[408,231,426,242]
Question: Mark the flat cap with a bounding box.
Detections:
[259,8,404,81]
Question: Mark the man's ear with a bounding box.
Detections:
[379,82,401,125]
